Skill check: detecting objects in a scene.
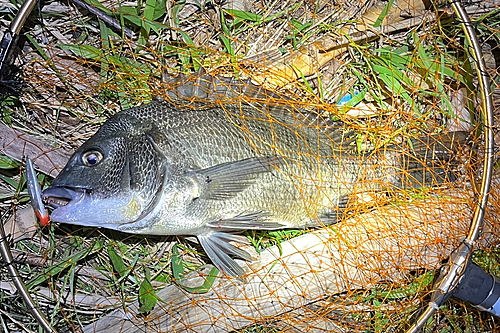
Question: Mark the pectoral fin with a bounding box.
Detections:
[198,232,252,277]
[191,156,282,200]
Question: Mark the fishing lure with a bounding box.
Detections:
[25,157,49,226]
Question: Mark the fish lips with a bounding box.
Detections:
[42,186,137,229]
[43,186,80,208]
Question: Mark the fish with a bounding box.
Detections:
[41,76,465,276]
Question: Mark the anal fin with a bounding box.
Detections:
[207,211,287,230]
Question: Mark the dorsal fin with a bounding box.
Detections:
[162,72,348,140]
[163,72,286,104]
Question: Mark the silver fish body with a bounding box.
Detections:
[42,95,462,276]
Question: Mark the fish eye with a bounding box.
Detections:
[82,150,103,167]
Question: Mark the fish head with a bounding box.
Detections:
[43,114,167,230]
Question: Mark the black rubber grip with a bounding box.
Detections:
[453,263,498,307]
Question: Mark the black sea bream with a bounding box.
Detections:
[42,77,462,276]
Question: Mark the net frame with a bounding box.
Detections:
[0,0,498,330]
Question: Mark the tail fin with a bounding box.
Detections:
[388,131,470,189]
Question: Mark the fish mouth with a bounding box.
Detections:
[41,185,141,229]
[41,163,167,232]
[42,187,85,209]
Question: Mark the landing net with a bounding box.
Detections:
[1,0,500,332]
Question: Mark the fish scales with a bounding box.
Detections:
[131,102,361,225]
[42,77,464,276]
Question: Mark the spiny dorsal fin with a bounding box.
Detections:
[162,73,346,135]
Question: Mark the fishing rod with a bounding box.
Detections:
[0,0,131,332]
[0,0,132,78]
[407,0,496,331]
[0,1,58,331]
[0,0,37,79]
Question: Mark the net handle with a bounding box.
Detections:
[407,1,495,331]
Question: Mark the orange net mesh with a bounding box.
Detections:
[2,0,500,332]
